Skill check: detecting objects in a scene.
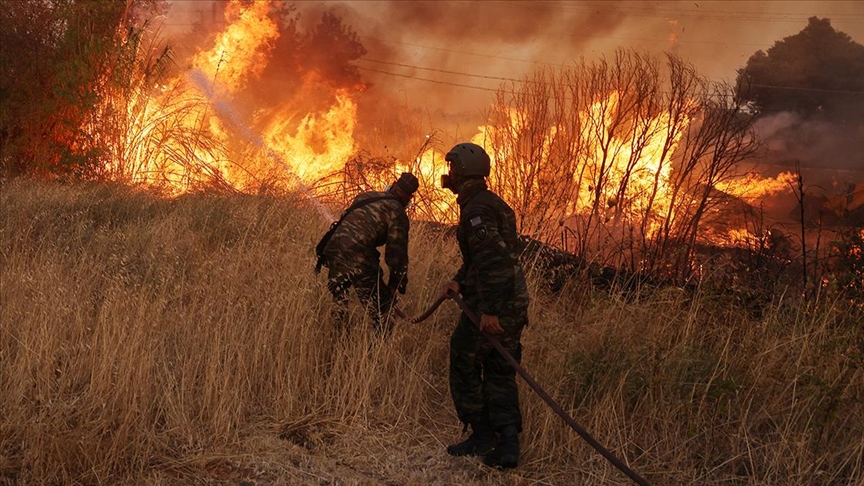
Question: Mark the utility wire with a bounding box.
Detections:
[357,66,500,93]
[360,58,537,84]
[357,65,583,103]
[358,64,701,102]
[364,33,765,58]
[359,58,864,96]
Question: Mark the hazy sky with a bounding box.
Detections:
[167,1,863,112]
[163,1,863,169]
[318,1,864,120]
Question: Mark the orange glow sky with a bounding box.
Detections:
[326,1,864,125]
[160,1,863,175]
[164,1,863,121]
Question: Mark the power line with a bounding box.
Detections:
[363,33,767,60]
[359,58,532,84]
[357,66,500,93]
[359,64,686,102]
[361,64,864,112]
[359,58,864,96]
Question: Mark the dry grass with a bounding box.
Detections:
[1,179,861,485]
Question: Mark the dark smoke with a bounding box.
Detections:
[754,112,864,171]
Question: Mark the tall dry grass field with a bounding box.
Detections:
[1,179,862,485]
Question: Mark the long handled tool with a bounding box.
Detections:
[393,295,446,323]
[397,291,651,486]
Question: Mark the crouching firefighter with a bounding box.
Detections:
[440,143,529,469]
[315,172,419,335]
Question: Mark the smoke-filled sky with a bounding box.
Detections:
[162,1,863,173]
[165,1,862,118]
[341,1,862,112]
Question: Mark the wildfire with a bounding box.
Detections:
[113,0,810,255]
[119,0,363,195]
[262,82,357,181]
[191,1,278,94]
[471,92,688,238]
[716,170,796,204]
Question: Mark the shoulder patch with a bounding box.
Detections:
[470,216,482,227]
[475,225,488,240]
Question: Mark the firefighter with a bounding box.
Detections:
[321,172,419,334]
[440,143,529,469]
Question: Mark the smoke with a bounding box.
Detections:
[359,1,624,44]
[753,112,864,171]
[741,111,864,227]
[339,2,633,113]
[312,1,863,147]
[157,1,864,161]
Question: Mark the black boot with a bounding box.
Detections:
[447,420,496,457]
[484,425,519,469]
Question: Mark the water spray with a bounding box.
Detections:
[187,69,335,222]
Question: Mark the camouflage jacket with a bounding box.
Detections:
[453,179,528,317]
[323,191,410,281]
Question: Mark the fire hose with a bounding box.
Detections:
[394,291,651,486]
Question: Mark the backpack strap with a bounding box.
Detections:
[340,194,399,221]
[315,194,399,273]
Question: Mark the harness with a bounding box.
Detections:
[314,194,398,273]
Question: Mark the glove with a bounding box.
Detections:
[389,270,407,295]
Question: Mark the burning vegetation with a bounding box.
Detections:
[0,0,861,296]
[1,2,863,484]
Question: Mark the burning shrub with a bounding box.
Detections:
[823,227,864,303]
[0,0,169,178]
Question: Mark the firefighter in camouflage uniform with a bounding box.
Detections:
[321,173,419,334]
[440,143,529,469]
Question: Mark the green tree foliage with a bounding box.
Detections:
[0,0,165,178]
[736,17,864,123]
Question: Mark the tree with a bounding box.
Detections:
[0,0,167,178]
[736,17,864,124]
[299,11,367,89]
[484,50,758,281]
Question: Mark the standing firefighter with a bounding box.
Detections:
[316,173,419,334]
[440,143,529,469]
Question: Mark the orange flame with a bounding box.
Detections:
[717,171,795,204]
[112,1,808,254]
[192,1,279,94]
[263,84,358,181]
[117,0,360,195]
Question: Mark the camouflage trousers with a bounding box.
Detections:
[449,309,527,432]
[327,267,395,335]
